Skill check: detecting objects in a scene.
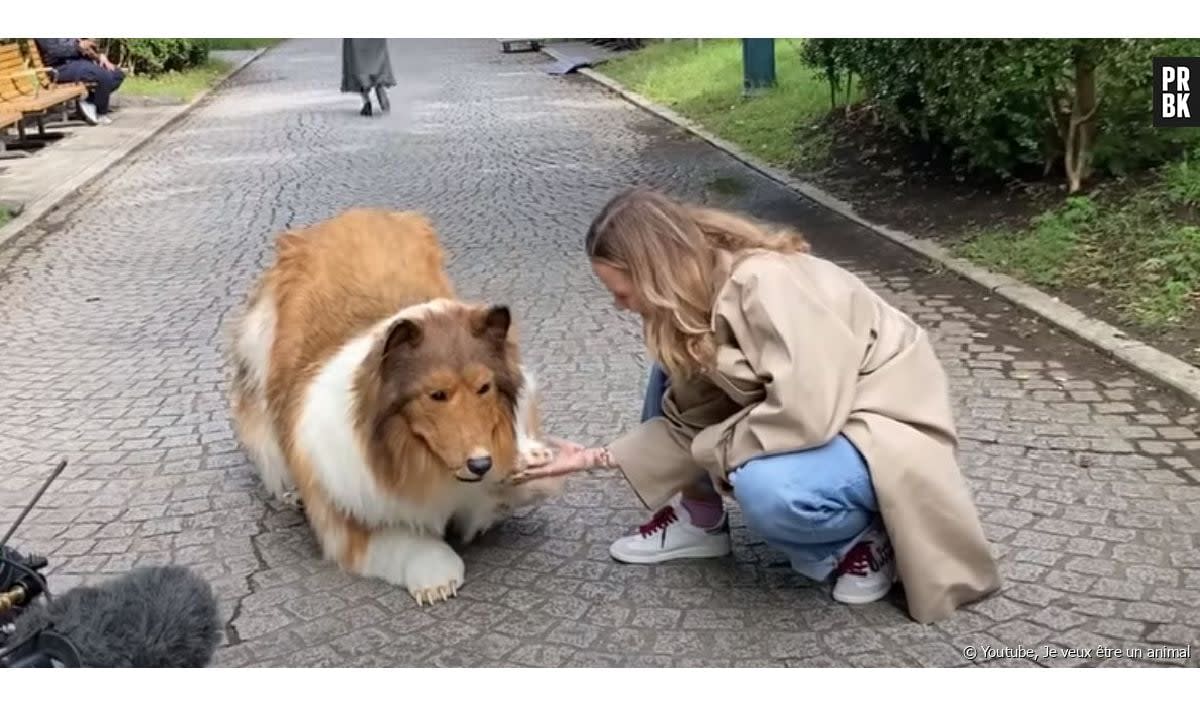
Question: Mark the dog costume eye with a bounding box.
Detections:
[430,390,448,402]
[478,383,491,395]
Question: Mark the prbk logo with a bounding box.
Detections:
[1154,57,1200,127]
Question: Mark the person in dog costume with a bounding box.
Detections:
[520,187,1000,622]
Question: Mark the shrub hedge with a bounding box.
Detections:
[800,39,1200,190]
[100,39,211,76]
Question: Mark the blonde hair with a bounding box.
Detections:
[585,187,810,379]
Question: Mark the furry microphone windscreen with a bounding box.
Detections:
[11,564,222,667]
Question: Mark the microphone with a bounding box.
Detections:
[5,564,222,668]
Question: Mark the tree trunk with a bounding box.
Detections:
[821,46,839,111]
[1064,57,1099,193]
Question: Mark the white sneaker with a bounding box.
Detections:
[77,100,98,125]
[609,498,732,564]
[832,525,898,604]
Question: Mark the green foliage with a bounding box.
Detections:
[121,58,233,102]
[602,39,852,169]
[958,196,1096,288]
[1088,39,1200,176]
[100,39,210,76]
[958,179,1200,328]
[800,39,1200,186]
[1163,150,1200,208]
[797,39,870,111]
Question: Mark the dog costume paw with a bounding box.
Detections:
[405,542,465,606]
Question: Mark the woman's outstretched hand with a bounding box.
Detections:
[511,437,612,484]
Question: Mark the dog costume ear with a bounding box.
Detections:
[383,318,423,361]
[473,305,511,345]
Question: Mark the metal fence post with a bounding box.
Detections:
[742,38,776,96]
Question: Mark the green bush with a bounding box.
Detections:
[801,39,1200,191]
[100,38,210,76]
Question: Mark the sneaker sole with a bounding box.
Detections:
[832,574,898,604]
[609,542,731,565]
[832,584,893,604]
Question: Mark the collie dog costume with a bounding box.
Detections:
[227,208,563,605]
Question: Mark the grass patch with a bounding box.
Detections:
[206,38,282,51]
[123,58,233,102]
[600,39,851,169]
[0,207,10,228]
[956,161,1200,329]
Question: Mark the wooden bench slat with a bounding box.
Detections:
[0,40,86,120]
[2,93,66,113]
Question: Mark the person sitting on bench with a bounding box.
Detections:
[34,38,125,125]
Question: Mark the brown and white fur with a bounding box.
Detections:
[226,208,563,606]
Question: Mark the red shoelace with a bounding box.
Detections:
[638,506,679,537]
[835,541,878,577]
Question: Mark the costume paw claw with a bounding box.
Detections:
[409,581,459,606]
[405,541,465,606]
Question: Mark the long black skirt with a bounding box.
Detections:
[341,39,396,92]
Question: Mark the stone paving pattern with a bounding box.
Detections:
[1,39,1198,667]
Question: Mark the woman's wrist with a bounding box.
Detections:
[596,446,619,469]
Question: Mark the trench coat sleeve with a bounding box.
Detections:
[607,415,705,511]
[607,374,737,509]
[692,257,866,476]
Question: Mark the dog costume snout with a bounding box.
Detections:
[467,456,493,476]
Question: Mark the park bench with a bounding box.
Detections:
[0,107,23,158]
[22,39,98,94]
[499,39,542,53]
[0,40,89,151]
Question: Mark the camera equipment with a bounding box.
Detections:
[1,459,220,667]
[0,459,82,667]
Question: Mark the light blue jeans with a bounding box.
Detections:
[642,364,882,581]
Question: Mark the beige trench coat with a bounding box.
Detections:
[608,248,1001,623]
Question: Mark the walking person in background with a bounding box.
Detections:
[341,39,395,117]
